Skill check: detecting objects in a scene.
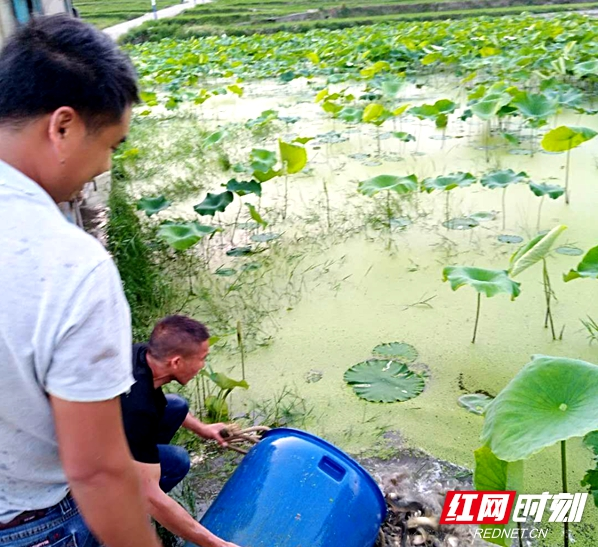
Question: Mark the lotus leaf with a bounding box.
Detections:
[225,179,262,197]
[372,342,418,363]
[279,140,307,174]
[157,222,217,251]
[344,359,425,403]
[442,267,521,299]
[358,175,418,197]
[481,355,598,461]
[459,394,494,416]
[529,182,565,199]
[422,172,476,193]
[509,225,567,277]
[136,195,171,217]
[193,191,234,216]
[541,126,598,152]
[481,169,528,189]
[563,246,598,282]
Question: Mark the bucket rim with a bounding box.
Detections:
[262,427,387,517]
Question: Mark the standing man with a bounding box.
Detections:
[122,315,238,547]
[0,15,161,547]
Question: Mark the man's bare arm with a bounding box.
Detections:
[51,396,162,547]
[136,462,239,547]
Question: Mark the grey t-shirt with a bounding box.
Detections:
[0,160,135,523]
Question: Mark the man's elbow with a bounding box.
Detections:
[64,454,135,486]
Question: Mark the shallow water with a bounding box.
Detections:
[135,77,598,544]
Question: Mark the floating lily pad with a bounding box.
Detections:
[390,217,412,229]
[226,247,253,257]
[459,393,494,416]
[381,153,404,163]
[315,131,348,144]
[215,267,237,277]
[555,246,584,256]
[373,342,418,363]
[344,359,425,403]
[348,153,370,161]
[363,159,382,167]
[241,262,261,272]
[469,211,497,222]
[157,222,217,251]
[305,369,323,384]
[250,232,281,243]
[497,234,524,244]
[443,217,479,230]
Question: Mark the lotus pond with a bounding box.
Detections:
[116,12,598,546]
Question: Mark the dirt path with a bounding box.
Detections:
[103,0,211,40]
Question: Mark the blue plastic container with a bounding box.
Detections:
[189,428,386,547]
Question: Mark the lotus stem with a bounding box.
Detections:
[195,374,203,421]
[323,178,331,230]
[472,292,481,344]
[561,440,569,547]
[376,125,381,157]
[543,259,557,340]
[502,187,507,230]
[283,175,289,220]
[485,120,491,164]
[445,191,450,228]
[565,148,571,205]
[230,198,242,246]
[236,320,246,381]
[517,522,523,547]
[537,195,545,233]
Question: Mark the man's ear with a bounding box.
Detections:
[48,107,83,156]
[169,355,182,371]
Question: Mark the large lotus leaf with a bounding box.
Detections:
[193,191,234,216]
[511,92,558,120]
[481,355,598,461]
[362,103,385,123]
[459,394,494,416]
[470,93,511,120]
[480,169,528,189]
[574,60,598,77]
[136,195,171,217]
[541,126,598,152]
[337,106,364,123]
[381,79,404,97]
[442,266,521,299]
[474,446,523,547]
[358,174,418,197]
[564,246,598,282]
[250,148,277,174]
[157,222,217,251]
[529,181,565,200]
[344,359,425,403]
[509,225,567,277]
[226,179,262,197]
[422,172,476,193]
[409,104,438,120]
[279,140,307,174]
[372,342,418,363]
[435,99,457,114]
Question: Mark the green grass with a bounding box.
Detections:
[121,0,598,42]
[75,0,184,29]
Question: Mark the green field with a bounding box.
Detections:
[75,0,183,29]
[120,0,598,42]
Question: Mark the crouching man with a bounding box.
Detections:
[121,315,239,547]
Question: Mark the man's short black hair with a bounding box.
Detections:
[0,15,139,131]
[148,316,210,361]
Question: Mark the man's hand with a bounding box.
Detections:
[197,422,228,446]
[183,413,228,447]
[137,462,240,547]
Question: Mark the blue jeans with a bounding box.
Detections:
[0,495,99,547]
[157,394,191,493]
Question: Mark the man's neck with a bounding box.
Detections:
[145,351,171,389]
